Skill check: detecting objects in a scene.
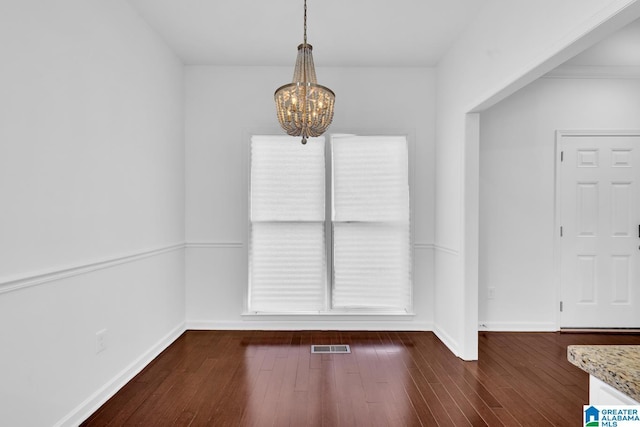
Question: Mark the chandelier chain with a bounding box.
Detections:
[303,0,307,45]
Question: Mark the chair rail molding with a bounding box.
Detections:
[433,244,459,256]
[0,243,185,295]
[413,242,435,250]
[184,242,244,249]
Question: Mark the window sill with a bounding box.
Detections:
[241,311,416,320]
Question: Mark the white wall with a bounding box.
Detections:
[0,1,185,425]
[185,66,436,329]
[479,75,640,330]
[435,0,640,359]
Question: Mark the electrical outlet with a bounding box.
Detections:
[488,287,496,299]
[96,329,107,354]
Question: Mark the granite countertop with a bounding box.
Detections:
[568,345,640,402]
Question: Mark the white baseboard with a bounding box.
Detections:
[186,319,433,332]
[433,325,460,358]
[55,321,186,427]
[478,321,557,332]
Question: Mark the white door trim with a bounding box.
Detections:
[554,130,640,330]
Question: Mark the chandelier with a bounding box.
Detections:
[274,0,335,144]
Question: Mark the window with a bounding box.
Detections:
[249,134,411,313]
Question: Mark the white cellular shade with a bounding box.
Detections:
[249,135,326,313]
[251,135,325,222]
[250,222,326,312]
[332,223,411,309]
[332,136,409,222]
[331,135,411,311]
[249,133,411,313]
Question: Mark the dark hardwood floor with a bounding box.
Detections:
[81,330,640,426]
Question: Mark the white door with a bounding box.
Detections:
[558,132,640,328]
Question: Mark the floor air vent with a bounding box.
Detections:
[311,345,351,354]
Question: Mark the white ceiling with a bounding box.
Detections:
[564,18,640,67]
[126,1,640,69]
[126,0,488,67]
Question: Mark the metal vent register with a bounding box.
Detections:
[311,345,351,354]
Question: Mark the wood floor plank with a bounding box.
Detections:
[272,340,302,426]
[320,358,340,426]
[481,332,620,425]
[477,341,577,425]
[81,330,640,427]
[459,366,502,409]
[403,367,444,426]
[489,386,552,427]
[411,336,484,426]
[305,362,322,426]
[449,372,504,426]
[396,337,460,426]
[490,407,521,427]
[372,336,422,426]
[333,350,358,426]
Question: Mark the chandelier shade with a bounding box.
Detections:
[274,1,334,144]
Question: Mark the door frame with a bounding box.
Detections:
[554,129,640,330]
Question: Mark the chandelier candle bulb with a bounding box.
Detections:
[275,0,334,144]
